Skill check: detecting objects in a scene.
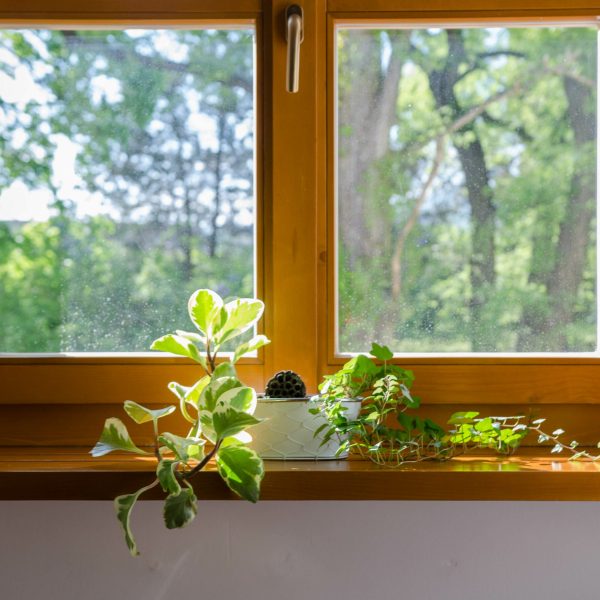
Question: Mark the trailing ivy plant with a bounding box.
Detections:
[315,343,600,465]
[91,289,270,556]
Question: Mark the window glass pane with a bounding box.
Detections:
[0,28,255,352]
[336,25,597,353]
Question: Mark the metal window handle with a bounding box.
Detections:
[285,5,303,93]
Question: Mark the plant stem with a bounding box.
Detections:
[206,338,217,374]
[182,439,223,481]
[153,420,161,462]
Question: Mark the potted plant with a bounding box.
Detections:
[315,342,600,465]
[248,370,361,459]
[91,288,269,556]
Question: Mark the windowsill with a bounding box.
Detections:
[2,447,600,501]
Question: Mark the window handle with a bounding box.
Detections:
[285,4,303,93]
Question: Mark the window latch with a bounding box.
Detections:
[285,4,303,93]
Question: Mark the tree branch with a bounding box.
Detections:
[391,136,446,301]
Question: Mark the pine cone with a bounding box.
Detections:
[265,371,306,398]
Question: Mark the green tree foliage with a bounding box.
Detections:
[337,26,597,353]
[0,29,255,351]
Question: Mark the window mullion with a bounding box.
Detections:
[264,0,326,392]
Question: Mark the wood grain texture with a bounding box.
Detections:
[3,448,600,500]
[0,362,264,404]
[0,0,260,19]
[2,402,600,447]
[328,0,600,12]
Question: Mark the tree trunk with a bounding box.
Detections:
[428,30,496,351]
[517,76,595,351]
[338,30,410,267]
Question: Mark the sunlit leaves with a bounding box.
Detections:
[216,444,264,503]
[124,400,175,425]
[233,334,270,363]
[158,432,204,462]
[213,406,261,439]
[151,334,206,370]
[90,418,149,457]
[92,287,268,555]
[188,289,225,338]
[216,298,264,345]
[370,342,393,361]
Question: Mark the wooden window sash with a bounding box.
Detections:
[2,0,600,447]
[319,2,600,425]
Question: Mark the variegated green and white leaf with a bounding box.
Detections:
[163,486,197,529]
[158,432,205,462]
[188,289,224,337]
[212,362,237,379]
[90,418,149,457]
[218,386,257,415]
[156,459,181,495]
[232,334,270,363]
[151,334,206,370]
[114,480,158,556]
[215,298,265,345]
[199,375,243,412]
[167,381,196,424]
[212,405,261,439]
[124,400,176,425]
[216,444,264,503]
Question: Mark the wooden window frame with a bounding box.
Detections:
[2,0,600,447]
[318,0,600,444]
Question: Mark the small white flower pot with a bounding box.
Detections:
[249,397,361,460]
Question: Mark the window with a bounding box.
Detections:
[2,0,600,447]
[0,27,256,353]
[335,24,597,355]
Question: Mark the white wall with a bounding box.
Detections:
[1,502,598,600]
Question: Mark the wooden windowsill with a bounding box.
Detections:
[2,447,600,500]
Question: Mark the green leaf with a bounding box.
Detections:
[218,386,257,414]
[124,400,176,425]
[212,362,237,380]
[163,486,198,529]
[184,376,211,407]
[199,375,244,412]
[188,289,224,337]
[158,432,205,461]
[114,480,158,556]
[151,334,206,369]
[167,382,196,424]
[370,342,393,361]
[175,329,206,344]
[157,459,181,495]
[233,334,270,363]
[90,418,149,457]
[216,444,264,503]
[475,418,494,433]
[216,298,265,345]
[447,411,480,425]
[213,406,261,439]
[400,384,420,409]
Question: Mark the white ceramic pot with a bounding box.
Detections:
[248,397,361,460]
